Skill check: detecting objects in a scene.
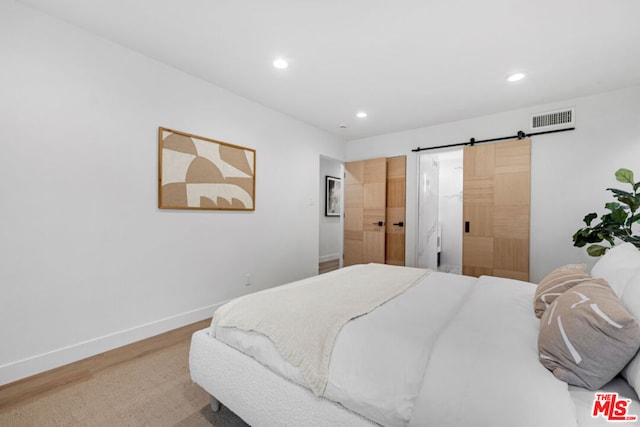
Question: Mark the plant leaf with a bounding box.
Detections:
[618,196,640,213]
[587,244,609,257]
[607,190,640,212]
[583,212,598,226]
[573,227,597,247]
[611,208,629,224]
[624,236,640,246]
[616,168,635,185]
[608,188,632,198]
[575,169,639,257]
[605,202,622,212]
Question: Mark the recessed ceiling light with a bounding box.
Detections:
[506,72,526,83]
[273,58,289,69]
[356,111,368,118]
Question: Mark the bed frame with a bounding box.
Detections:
[189,329,377,427]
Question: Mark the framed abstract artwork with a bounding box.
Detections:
[325,175,342,217]
[158,127,256,210]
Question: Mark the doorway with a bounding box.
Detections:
[417,139,531,281]
[343,156,407,267]
[319,156,344,273]
[417,149,463,273]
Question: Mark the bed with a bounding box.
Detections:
[189,243,640,426]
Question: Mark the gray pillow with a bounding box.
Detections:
[538,281,640,390]
[534,264,596,319]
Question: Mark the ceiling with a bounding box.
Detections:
[19,0,640,140]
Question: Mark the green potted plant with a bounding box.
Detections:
[573,168,640,256]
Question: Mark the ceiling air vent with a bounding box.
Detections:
[531,107,575,131]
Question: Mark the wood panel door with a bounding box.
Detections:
[462,139,531,281]
[386,156,406,266]
[344,158,387,266]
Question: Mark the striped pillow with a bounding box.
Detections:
[538,281,640,390]
[534,264,595,318]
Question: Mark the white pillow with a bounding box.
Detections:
[594,243,640,394]
[591,242,640,298]
[621,274,640,393]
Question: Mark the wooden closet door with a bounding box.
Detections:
[344,158,387,266]
[462,139,530,281]
[385,156,406,266]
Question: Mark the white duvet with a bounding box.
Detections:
[214,264,428,396]
[213,270,581,427]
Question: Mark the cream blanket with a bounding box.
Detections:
[214,263,430,395]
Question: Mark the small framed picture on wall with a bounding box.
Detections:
[325,176,342,217]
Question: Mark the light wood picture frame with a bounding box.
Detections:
[158,127,256,210]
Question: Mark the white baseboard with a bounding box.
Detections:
[0,302,225,386]
[319,253,341,263]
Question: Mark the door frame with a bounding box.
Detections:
[319,155,345,270]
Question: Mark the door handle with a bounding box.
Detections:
[465,221,470,233]
[393,221,404,227]
[372,221,384,227]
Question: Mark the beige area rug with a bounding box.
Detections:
[0,340,249,427]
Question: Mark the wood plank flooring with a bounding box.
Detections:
[319,259,340,274]
[0,318,211,411]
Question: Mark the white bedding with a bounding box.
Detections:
[409,275,576,427]
[215,270,473,427]
[206,266,640,427]
[214,263,429,396]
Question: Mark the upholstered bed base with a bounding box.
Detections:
[189,329,378,427]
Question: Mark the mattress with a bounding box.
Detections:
[192,266,640,426]
[191,329,640,427]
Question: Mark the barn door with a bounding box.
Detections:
[462,139,531,281]
[344,158,387,266]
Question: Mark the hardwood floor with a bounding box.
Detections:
[319,259,340,274]
[0,318,211,411]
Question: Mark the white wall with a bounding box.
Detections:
[348,86,640,282]
[0,1,346,385]
[319,157,344,263]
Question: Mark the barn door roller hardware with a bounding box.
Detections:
[411,127,574,153]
